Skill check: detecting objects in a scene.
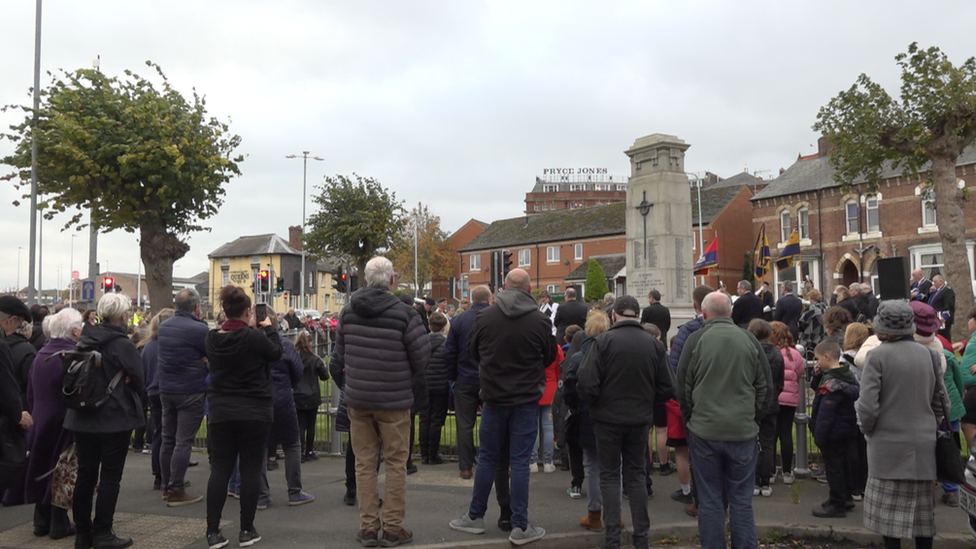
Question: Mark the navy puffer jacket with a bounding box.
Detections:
[270,338,303,445]
[157,310,209,394]
[334,287,431,411]
[425,333,449,396]
[668,315,703,373]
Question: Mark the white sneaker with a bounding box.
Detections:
[753,486,761,496]
[760,485,772,497]
[509,524,545,546]
[448,513,486,534]
[782,472,795,485]
[543,463,556,474]
[528,463,539,473]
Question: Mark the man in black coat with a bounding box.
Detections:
[0,296,33,493]
[640,289,671,341]
[928,275,956,339]
[553,288,588,342]
[910,269,933,302]
[773,282,803,341]
[731,280,763,328]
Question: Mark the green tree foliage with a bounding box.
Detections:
[584,259,609,302]
[385,202,455,296]
[814,43,976,341]
[304,174,406,285]
[2,62,242,310]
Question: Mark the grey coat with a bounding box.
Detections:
[856,338,944,481]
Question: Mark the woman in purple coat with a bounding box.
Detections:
[6,309,83,539]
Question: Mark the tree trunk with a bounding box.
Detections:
[140,222,190,312]
[931,156,973,342]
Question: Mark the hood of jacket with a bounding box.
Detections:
[80,323,128,348]
[350,287,403,319]
[494,288,538,319]
[206,326,260,361]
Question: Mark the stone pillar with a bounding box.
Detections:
[624,134,696,338]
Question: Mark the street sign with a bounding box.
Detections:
[72,270,80,280]
[81,280,95,301]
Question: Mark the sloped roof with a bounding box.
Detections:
[692,185,750,226]
[704,171,763,190]
[565,254,626,281]
[753,144,976,201]
[208,234,301,259]
[460,203,626,252]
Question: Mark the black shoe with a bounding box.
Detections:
[207,531,229,549]
[92,530,133,549]
[304,452,318,461]
[844,500,855,511]
[812,503,847,518]
[239,528,261,548]
[187,460,199,467]
[428,455,445,465]
[266,460,279,471]
[559,460,570,471]
[75,531,93,549]
[406,462,418,475]
[50,525,76,540]
[659,461,675,476]
[34,525,50,537]
[343,489,357,506]
[498,505,513,532]
[421,458,430,465]
[670,489,694,504]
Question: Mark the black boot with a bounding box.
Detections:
[75,531,93,549]
[497,505,513,532]
[49,506,75,540]
[92,530,133,549]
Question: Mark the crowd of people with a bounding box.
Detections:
[0,262,970,549]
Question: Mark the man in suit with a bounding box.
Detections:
[731,280,763,328]
[910,269,933,302]
[928,275,955,339]
[640,289,671,341]
[773,281,803,340]
[553,288,588,342]
[757,282,775,321]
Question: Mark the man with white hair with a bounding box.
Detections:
[676,292,772,549]
[332,256,430,547]
[928,275,956,339]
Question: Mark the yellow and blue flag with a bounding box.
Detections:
[776,229,801,270]
[754,224,771,279]
[694,238,719,276]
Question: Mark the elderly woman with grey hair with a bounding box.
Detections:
[65,293,146,549]
[3,309,84,538]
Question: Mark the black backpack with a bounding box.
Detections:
[57,344,124,413]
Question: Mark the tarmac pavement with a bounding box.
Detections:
[1,450,974,549]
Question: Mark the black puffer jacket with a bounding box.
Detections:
[425,332,449,396]
[6,334,36,410]
[294,350,328,410]
[760,341,785,416]
[334,286,431,411]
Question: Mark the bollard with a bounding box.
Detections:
[793,347,812,478]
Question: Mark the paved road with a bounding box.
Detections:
[1,451,973,548]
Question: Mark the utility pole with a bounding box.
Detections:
[27,0,42,305]
[286,152,323,309]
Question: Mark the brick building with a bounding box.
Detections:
[524,170,630,214]
[750,143,976,300]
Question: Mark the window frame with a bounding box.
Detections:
[574,243,583,261]
[469,254,481,272]
[845,200,859,235]
[798,207,810,240]
[546,246,560,263]
[518,248,531,267]
[780,209,792,242]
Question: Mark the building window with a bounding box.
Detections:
[251,256,260,265]
[543,184,558,193]
[518,249,531,267]
[221,258,229,266]
[865,196,879,232]
[547,284,560,293]
[845,200,859,235]
[533,203,540,211]
[320,273,327,288]
[574,243,583,260]
[798,207,809,240]
[570,184,584,191]
[547,246,560,262]
[921,188,937,227]
[221,271,229,286]
[469,254,481,271]
[780,209,791,241]
[541,202,549,211]
[308,272,313,289]
[550,202,556,210]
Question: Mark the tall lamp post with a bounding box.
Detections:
[687,173,706,285]
[27,0,43,305]
[286,152,323,310]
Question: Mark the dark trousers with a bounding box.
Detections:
[453,382,480,472]
[345,436,356,490]
[756,413,778,486]
[73,431,130,535]
[853,432,868,495]
[419,392,449,459]
[821,437,855,507]
[296,408,318,455]
[206,420,272,533]
[594,422,651,549]
[567,439,585,489]
[149,394,162,478]
[776,405,796,474]
[160,392,206,492]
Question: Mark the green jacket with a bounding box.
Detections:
[675,316,772,441]
[944,351,966,423]
[960,333,976,388]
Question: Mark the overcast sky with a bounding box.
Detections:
[1,0,974,293]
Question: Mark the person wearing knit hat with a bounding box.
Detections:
[857,299,944,548]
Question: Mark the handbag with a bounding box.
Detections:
[933,359,966,484]
[0,415,27,491]
[51,443,80,509]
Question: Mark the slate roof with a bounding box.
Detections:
[691,185,750,226]
[565,254,626,281]
[752,145,976,201]
[208,234,301,259]
[460,203,626,252]
[704,171,763,190]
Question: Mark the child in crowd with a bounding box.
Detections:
[811,340,860,518]
[420,313,450,465]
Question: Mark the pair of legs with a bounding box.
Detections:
[775,405,796,476]
[259,439,304,499]
[73,431,131,540]
[206,420,272,536]
[348,407,412,536]
[687,433,758,549]
[650,404,669,470]
[148,394,163,483]
[419,392,449,461]
[756,413,778,488]
[594,421,650,549]
[530,404,554,465]
[296,407,318,457]
[159,392,206,492]
[567,440,585,490]
[453,382,480,474]
[820,437,855,509]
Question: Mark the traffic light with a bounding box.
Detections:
[502,250,513,279]
[258,270,270,292]
[339,272,348,293]
[332,267,345,292]
[349,273,358,293]
[102,276,114,293]
[276,277,285,293]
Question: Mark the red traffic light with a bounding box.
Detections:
[259,270,269,279]
[103,276,114,288]
[341,273,347,280]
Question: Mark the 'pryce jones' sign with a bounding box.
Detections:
[543,168,609,175]
[230,271,250,284]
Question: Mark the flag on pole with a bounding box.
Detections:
[754,223,771,279]
[693,238,719,275]
[776,229,802,270]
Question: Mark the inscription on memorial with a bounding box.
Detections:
[674,238,689,301]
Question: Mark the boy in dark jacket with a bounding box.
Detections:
[420,313,449,465]
[810,340,860,518]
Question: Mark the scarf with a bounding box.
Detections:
[821,363,857,385]
[221,319,249,331]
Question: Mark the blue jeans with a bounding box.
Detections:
[530,404,554,464]
[468,402,538,530]
[688,433,758,549]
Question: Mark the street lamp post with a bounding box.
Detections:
[286,152,323,310]
[27,0,42,305]
[688,173,706,284]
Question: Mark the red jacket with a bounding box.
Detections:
[539,346,564,406]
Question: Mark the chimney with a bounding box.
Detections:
[817,136,832,158]
[288,226,303,251]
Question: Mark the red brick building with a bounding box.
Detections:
[524,171,630,214]
[750,144,976,299]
